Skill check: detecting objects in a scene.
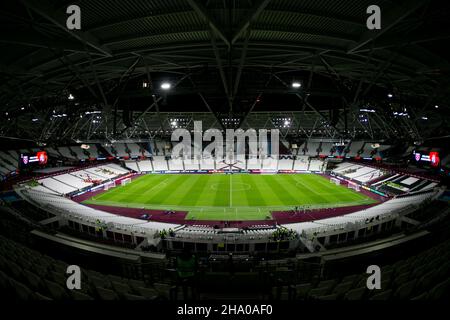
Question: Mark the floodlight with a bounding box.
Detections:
[161,82,171,90]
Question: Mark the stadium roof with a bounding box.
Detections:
[0,0,449,143]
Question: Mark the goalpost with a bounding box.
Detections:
[121,177,131,186]
[330,177,341,186]
[347,181,360,191]
[104,181,115,190]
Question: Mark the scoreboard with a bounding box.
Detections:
[412,149,440,168]
[19,151,48,169]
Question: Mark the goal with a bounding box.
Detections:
[121,177,132,186]
[330,177,341,185]
[104,181,115,190]
[347,181,360,191]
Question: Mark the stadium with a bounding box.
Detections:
[0,0,449,306]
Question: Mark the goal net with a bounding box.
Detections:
[347,181,360,191]
[104,181,115,190]
[121,177,131,186]
[330,177,341,185]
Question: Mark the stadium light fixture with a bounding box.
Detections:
[292,81,301,88]
[161,82,171,90]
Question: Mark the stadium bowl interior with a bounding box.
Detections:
[0,0,449,304]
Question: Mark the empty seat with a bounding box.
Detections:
[136,287,158,300]
[44,279,70,300]
[124,293,146,300]
[394,280,416,299]
[11,279,34,300]
[33,292,53,300]
[370,289,392,300]
[343,287,366,300]
[96,287,119,300]
[23,269,43,291]
[293,283,312,299]
[111,281,132,297]
[70,290,94,300]
[332,281,354,298]
[153,283,172,299]
[427,279,450,300]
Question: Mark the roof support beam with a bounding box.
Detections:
[210,29,232,110]
[347,0,427,53]
[231,0,272,44]
[232,29,250,106]
[20,0,112,57]
[186,0,230,48]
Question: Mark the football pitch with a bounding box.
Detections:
[83,174,376,221]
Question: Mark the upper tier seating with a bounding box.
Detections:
[70,146,88,160]
[154,140,167,156]
[305,141,320,157]
[319,142,334,157]
[345,141,364,157]
[111,143,129,158]
[127,143,144,158]
[86,145,101,158]
[57,147,77,160]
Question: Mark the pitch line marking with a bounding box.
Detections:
[229,174,232,208]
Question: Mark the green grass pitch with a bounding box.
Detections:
[83,174,376,220]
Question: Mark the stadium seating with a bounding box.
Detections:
[200,157,215,170]
[246,157,261,170]
[184,158,200,171]
[57,147,77,160]
[168,157,184,171]
[52,174,93,190]
[262,157,278,170]
[154,140,167,156]
[0,234,172,301]
[111,143,129,158]
[39,177,78,194]
[152,156,168,171]
[345,141,364,157]
[293,156,309,171]
[127,143,143,158]
[125,160,140,172]
[138,160,153,172]
[319,142,334,157]
[305,140,320,157]
[278,158,294,170]
[70,146,88,160]
[308,160,323,172]
[86,144,101,158]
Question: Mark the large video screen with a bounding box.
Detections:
[19,151,48,169]
[412,149,440,168]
